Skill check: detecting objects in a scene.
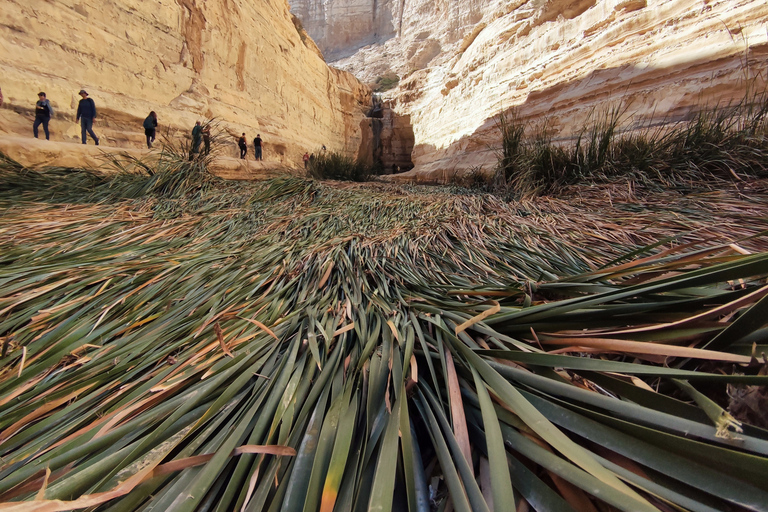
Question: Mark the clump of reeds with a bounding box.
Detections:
[495,90,768,196]
[307,151,373,181]
[2,134,768,512]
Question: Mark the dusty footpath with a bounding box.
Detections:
[0,136,289,181]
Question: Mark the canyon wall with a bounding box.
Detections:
[289,0,397,61]
[292,0,768,180]
[0,0,371,168]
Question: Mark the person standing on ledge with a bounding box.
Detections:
[190,121,203,159]
[143,111,158,149]
[303,152,310,169]
[76,90,99,145]
[238,133,247,159]
[33,92,54,140]
[202,124,211,155]
[254,134,262,161]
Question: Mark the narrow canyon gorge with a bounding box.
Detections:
[0,0,370,175]
[292,0,768,180]
[1,0,767,179]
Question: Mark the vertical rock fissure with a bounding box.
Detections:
[175,0,206,73]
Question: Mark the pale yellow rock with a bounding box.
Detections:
[0,135,286,181]
[0,0,372,175]
[293,0,768,180]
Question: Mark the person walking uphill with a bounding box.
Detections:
[76,90,99,145]
[238,133,247,159]
[253,134,262,161]
[143,111,158,149]
[33,92,54,140]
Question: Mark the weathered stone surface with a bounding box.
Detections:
[289,0,397,61]
[293,0,768,180]
[0,135,285,181]
[0,0,372,175]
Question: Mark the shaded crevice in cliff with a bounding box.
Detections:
[366,95,415,171]
[175,0,206,73]
[236,41,247,91]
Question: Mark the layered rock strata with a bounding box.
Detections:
[292,0,768,180]
[0,0,372,171]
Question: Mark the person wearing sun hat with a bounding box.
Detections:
[76,89,99,145]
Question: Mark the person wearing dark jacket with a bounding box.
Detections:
[238,133,247,159]
[253,134,262,160]
[76,90,99,145]
[190,121,203,160]
[143,111,158,149]
[33,92,53,140]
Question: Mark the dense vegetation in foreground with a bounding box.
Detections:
[489,92,768,197]
[1,149,768,512]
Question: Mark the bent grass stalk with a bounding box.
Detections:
[0,148,768,511]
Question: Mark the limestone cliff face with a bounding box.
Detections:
[292,0,768,179]
[289,0,397,61]
[0,0,371,167]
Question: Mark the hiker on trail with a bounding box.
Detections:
[303,152,310,169]
[143,111,158,149]
[190,121,202,159]
[33,92,54,141]
[202,124,211,155]
[254,134,262,161]
[238,133,247,159]
[76,90,99,145]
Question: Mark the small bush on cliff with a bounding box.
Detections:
[307,151,372,182]
[373,73,400,93]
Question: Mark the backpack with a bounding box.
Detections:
[143,116,155,130]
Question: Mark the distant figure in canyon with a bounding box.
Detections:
[254,134,262,161]
[202,125,211,155]
[33,92,54,141]
[143,111,158,149]
[190,121,202,159]
[238,133,247,159]
[303,152,309,169]
[0,87,4,107]
[76,90,99,146]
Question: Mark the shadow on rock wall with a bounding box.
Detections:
[401,45,768,182]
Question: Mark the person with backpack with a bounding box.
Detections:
[76,90,99,145]
[33,92,54,140]
[238,133,247,159]
[143,111,158,149]
[253,134,262,161]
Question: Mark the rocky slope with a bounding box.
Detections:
[0,0,371,170]
[291,0,768,180]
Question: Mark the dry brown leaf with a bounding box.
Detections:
[455,301,500,336]
[445,350,471,466]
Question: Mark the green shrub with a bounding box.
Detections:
[373,73,400,93]
[307,151,372,182]
[497,90,768,197]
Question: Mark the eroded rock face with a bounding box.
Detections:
[0,0,372,169]
[292,0,768,180]
[289,0,397,61]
